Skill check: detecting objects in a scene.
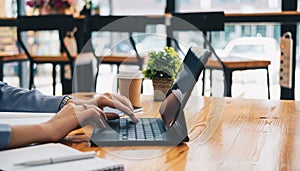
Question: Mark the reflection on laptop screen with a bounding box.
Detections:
[160,89,182,128]
[160,47,211,128]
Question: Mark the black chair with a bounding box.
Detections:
[204,36,271,99]
[170,12,270,98]
[17,15,76,95]
[83,15,146,90]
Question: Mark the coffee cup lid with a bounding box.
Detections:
[118,71,144,79]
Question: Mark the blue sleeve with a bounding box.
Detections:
[0,124,11,150]
[0,82,64,113]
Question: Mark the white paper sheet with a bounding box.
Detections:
[0,112,54,125]
[0,143,123,171]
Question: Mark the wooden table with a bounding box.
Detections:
[206,56,271,98]
[0,53,27,82]
[64,94,300,170]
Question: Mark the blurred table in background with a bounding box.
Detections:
[206,56,271,98]
[0,53,27,83]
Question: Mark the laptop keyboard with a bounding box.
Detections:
[108,118,166,141]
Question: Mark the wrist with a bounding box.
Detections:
[37,123,53,142]
[59,95,74,110]
[66,99,74,105]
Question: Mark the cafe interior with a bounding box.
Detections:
[1,0,300,170]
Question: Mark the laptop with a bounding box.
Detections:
[91,47,211,146]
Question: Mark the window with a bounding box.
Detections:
[176,0,281,13]
[0,0,17,17]
[111,0,166,15]
[230,44,265,54]
[296,26,300,100]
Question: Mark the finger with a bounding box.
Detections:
[102,93,134,111]
[127,113,138,123]
[63,134,90,143]
[74,104,86,112]
[97,118,106,128]
[80,104,108,121]
[89,105,108,121]
[77,108,107,128]
[110,94,134,110]
[74,103,90,113]
[94,108,107,128]
[105,99,138,123]
[105,112,120,120]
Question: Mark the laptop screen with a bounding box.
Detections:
[160,47,211,128]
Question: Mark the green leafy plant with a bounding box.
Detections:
[143,47,182,80]
[26,0,73,10]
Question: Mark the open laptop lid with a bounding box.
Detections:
[160,47,211,128]
[90,47,211,146]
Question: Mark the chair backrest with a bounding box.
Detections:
[17,15,74,32]
[83,15,147,69]
[171,12,225,32]
[17,15,75,62]
[84,15,146,34]
[83,15,147,52]
[168,13,226,97]
[82,15,149,92]
[169,12,225,67]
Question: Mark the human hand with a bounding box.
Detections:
[43,103,108,142]
[8,103,112,148]
[73,93,138,123]
[95,93,138,123]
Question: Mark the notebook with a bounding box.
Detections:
[0,143,123,171]
[90,47,211,146]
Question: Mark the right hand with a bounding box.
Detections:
[95,93,138,123]
[8,103,112,148]
[43,103,108,142]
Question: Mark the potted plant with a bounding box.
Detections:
[26,0,46,13]
[26,0,73,15]
[143,47,182,101]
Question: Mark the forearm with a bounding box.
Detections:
[0,82,63,112]
[8,104,80,149]
[8,124,50,149]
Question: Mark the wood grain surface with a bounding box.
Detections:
[66,94,300,170]
[206,56,271,69]
[0,53,27,62]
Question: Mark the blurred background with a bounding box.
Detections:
[1,0,299,100]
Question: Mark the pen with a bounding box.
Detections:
[14,151,96,166]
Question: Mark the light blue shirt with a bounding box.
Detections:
[0,124,11,150]
[0,81,65,150]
